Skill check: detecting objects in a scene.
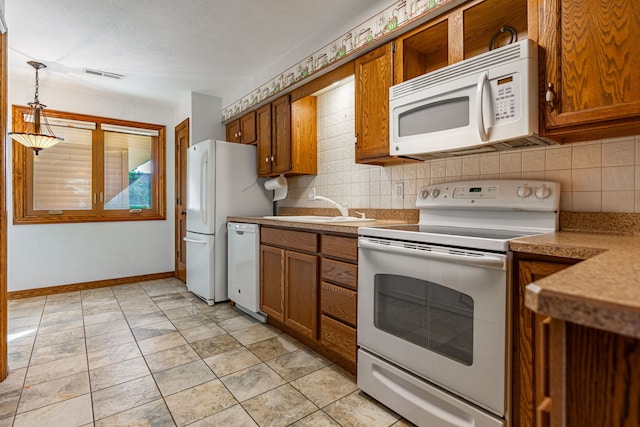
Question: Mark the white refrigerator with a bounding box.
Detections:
[185,139,271,305]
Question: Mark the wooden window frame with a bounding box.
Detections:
[12,105,166,224]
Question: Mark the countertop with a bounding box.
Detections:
[227,215,410,235]
[511,232,640,339]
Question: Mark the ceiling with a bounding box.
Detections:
[5,0,379,107]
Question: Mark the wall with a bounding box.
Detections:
[174,92,224,146]
[7,75,177,292]
[281,80,640,214]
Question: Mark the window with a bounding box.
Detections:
[12,106,166,224]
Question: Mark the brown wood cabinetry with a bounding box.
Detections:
[260,227,319,339]
[538,0,640,143]
[256,95,317,177]
[260,227,358,373]
[512,254,578,427]
[225,111,257,144]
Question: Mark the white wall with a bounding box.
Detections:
[174,92,225,146]
[7,75,177,291]
[282,80,640,214]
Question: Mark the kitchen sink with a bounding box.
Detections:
[262,215,374,223]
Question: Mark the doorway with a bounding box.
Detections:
[174,119,189,282]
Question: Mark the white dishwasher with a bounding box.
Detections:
[227,222,266,322]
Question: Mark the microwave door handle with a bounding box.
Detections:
[476,71,489,142]
[359,238,505,269]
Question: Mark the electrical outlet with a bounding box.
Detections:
[308,187,316,200]
[393,182,404,200]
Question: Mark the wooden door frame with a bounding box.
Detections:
[174,118,189,282]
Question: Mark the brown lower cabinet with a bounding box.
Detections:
[260,226,358,373]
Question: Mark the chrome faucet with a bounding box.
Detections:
[308,188,348,217]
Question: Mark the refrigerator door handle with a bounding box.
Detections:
[183,237,207,244]
[200,153,208,226]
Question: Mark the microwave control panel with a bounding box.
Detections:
[493,75,518,122]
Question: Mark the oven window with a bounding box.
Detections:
[374,274,474,365]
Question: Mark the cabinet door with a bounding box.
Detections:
[256,104,272,176]
[284,250,318,339]
[355,43,393,163]
[271,94,292,175]
[513,259,573,427]
[226,119,240,143]
[260,245,284,322]
[239,111,257,144]
[540,0,640,141]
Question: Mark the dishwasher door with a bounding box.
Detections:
[227,222,265,322]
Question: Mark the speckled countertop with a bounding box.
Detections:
[511,232,640,339]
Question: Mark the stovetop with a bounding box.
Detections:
[358,179,560,252]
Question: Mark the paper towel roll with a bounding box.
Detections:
[264,175,287,201]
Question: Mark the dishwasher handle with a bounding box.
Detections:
[358,238,505,269]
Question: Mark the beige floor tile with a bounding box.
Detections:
[13,394,93,427]
[88,341,142,370]
[91,375,161,421]
[230,324,279,346]
[153,360,216,396]
[131,319,177,341]
[25,354,88,386]
[137,331,188,356]
[152,295,192,311]
[323,391,400,427]
[220,363,285,402]
[42,301,82,315]
[126,311,169,328]
[266,349,327,382]
[89,357,150,391]
[17,372,90,414]
[0,368,27,419]
[241,384,318,427]
[29,338,86,366]
[290,365,358,408]
[203,305,244,322]
[83,310,125,326]
[162,304,203,321]
[290,410,341,426]
[164,380,237,426]
[40,309,83,325]
[34,327,84,349]
[188,403,257,427]
[0,415,13,427]
[169,313,212,330]
[179,323,226,343]
[190,334,241,359]
[217,315,259,332]
[94,398,175,427]
[204,346,262,377]
[37,317,84,335]
[84,318,130,338]
[85,329,135,353]
[143,344,201,373]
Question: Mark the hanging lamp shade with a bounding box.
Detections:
[9,61,64,155]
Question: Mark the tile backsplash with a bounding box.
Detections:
[280,80,640,214]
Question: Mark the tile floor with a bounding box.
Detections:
[1,278,413,426]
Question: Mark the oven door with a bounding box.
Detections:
[357,236,509,416]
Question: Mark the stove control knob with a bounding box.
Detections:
[431,189,440,198]
[516,185,532,198]
[535,186,552,200]
[419,188,430,199]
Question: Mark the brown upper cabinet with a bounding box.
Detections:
[256,94,317,177]
[537,0,640,142]
[225,111,257,144]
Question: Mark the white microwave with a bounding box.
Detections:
[390,39,554,160]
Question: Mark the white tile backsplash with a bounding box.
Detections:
[279,80,640,213]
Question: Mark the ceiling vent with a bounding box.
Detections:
[82,68,124,80]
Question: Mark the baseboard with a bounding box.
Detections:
[8,271,176,300]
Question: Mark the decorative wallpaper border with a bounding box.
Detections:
[222,0,460,122]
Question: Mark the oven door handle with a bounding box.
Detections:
[359,238,505,269]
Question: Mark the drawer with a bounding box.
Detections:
[321,259,357,289]
[321,314,356,363]
[321,281,357,327]
[321,234,357,262]
[261,227,318,252]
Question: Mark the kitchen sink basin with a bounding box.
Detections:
[262,215,374,223]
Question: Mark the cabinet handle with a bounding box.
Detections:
[265,156,269,163]
[536,397,551,427]
[545,83,557,112]
[271,156,275,162]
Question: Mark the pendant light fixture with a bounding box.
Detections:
[9,61,64,155]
